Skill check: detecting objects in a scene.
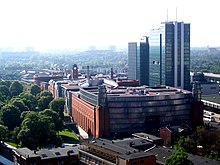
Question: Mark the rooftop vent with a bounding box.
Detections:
[55,152,61,156]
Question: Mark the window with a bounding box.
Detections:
[55,152,61,156]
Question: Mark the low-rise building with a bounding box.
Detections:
[13,146,78,165]
[79,138,156,165]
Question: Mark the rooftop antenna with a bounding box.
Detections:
[167,8,169,22]
[176,7,178,21]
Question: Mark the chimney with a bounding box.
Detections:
[87,66,90,80]
[111,68,113,80]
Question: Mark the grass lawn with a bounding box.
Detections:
[64,113,70,117]
[59,127,79,143]
[5,142,20,148]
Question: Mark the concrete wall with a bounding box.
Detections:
[201,83,219,95]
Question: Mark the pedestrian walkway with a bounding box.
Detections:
[77,125,89,139]
[0,155,15,165]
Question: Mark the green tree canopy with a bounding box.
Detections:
[20,111,31,120]
[30,84,41,96]
[40,109,63,131]
[165,148,191,165]
[10,126,20,144]
[0,101,6,109]
[0,85,10,97]
[0,81,11,88]
[37,96,53,111]
[18,112,57,149]
[9,81,23,96]
[0,85,11,102]
[174,137,197,154]
[0,124,9,141]
[38,90,53,99]
[19,92,37,111]
[0,104,21,130]
[10,99,29,112]
[49,98,65,120]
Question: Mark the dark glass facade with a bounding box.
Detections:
[128,43,137,81]
[149,22,190,90]
[128,40,149,85]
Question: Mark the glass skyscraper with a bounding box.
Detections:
[149,21,190,90]
[128,38,149,85]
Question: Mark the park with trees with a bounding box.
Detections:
[0,81,78,150]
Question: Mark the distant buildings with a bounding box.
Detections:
[128,21,190,90]
[128,37,149,86]
[191,72,219,95]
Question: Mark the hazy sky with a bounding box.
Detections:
[0,0,219,51]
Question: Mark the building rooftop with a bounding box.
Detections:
[148,146,220,165]
[61,83,79,91]
[14,148,40,159]
[80,84,191,97]
[37,146,78,159]
[202,95,220,104]
[81,138,155,161]
[132,133,163,143]
[13,146,78,160]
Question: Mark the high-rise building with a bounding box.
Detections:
[149,21,190,90]
[128,37,149,85]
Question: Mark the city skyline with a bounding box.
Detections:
[0,0,219,51]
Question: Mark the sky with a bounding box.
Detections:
[0,0,219,51]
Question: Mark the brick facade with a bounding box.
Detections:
[71,94,110,138]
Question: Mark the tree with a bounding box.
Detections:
[20,111,31,120]
[18,112,58,149]
[10,127,20,144]
[0,124,9,141]
[30,84,41,96]
[19,92,37,111]
[37,96,53,111]
[9,81,23,96]
[165,148,191,165]
[0,104,21,130]
[49,98,65,120]
[38,90,53,99]
[0,85,11,102]
[0,101,5,109]
[0,81,11,88]
[174,137,197,154]
[10,99,29,112]
[40,109,63,131]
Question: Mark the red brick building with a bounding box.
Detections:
[70,85,202,138]
[71,93,110,138]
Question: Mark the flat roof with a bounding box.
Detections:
[37,146,78,159]
[202,95,220,104]
[148,146,220,165]
[132,133,163,142]
[84,138,155,160]
[14,148,40,159]
[13,146,78,160]
[80,85,191,97]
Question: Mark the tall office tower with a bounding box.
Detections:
[128,37,149,85]
[149,21,190,90]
